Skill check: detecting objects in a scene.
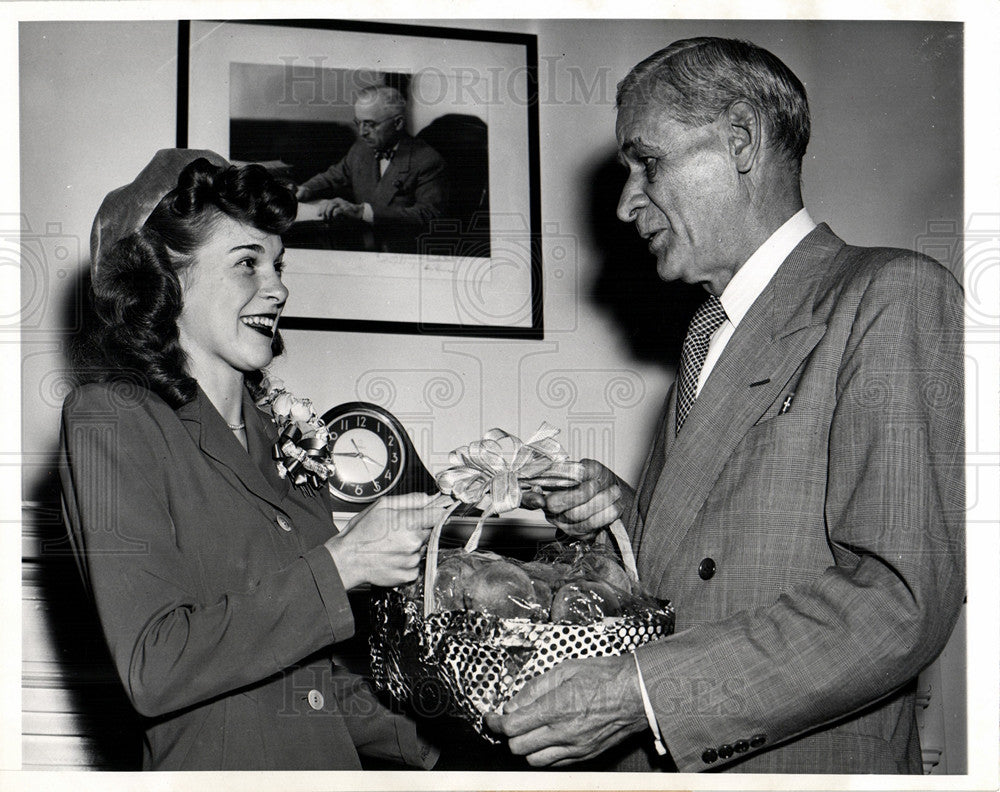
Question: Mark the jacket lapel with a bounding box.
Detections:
[177,386,289,512]
[373,135,412,204]
[637,225,842,577]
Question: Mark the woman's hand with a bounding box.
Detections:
[520,459,634,538]
[325,492,451,590]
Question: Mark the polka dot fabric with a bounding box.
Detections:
[370,588,675,741]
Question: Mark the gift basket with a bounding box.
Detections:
[369,425,675,741]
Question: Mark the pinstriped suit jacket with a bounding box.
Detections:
[617,224,965,773]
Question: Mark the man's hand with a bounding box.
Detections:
[520,459,634,538]
[485,655,647,767]
[317,197,364,221]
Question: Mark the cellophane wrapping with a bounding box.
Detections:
[369,541,675,742]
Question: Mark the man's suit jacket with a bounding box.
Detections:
[618,224,965,774]
[59,382,436,770]
[296,135,446,253]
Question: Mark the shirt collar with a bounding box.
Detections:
[719,208,816,329]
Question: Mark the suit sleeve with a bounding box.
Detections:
[372,148,447,228]
[636,255,965,770]
[297,157,352,203]
[59,389,355,719]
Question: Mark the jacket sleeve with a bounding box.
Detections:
[637,255,965,771]
[297,157,351,203]
[59,388,355,718]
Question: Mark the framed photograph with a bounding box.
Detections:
[179,19,542,338]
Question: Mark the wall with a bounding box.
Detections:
[20,17,965,771]
[21,19,963,501]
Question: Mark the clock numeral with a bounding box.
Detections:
[355,484,364,496]
[358,416,367,428]
[391,452,398,465]
[373,480,381,492]
[384,470,393,480]
[340,419,349,431]
[387,436,395,447]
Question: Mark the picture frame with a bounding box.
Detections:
[179,18,543,339]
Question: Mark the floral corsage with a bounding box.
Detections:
[256,375,334,493]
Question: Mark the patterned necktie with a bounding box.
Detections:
[676,294,728,434]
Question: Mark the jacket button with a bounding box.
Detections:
[734,739,749,753]
[698,557,716,580]
[307,689,325,710]
[750,733,766,748]
[718,743,734,759]
[277,514,293,532]
[701,748,718,764]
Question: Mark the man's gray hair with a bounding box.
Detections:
[356,84,407,116]
[617,37,810,167]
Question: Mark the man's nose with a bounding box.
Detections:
[617,172,647,224]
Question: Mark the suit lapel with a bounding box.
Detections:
[373,136,412,204]
[177,387,289,513]
[637,225,842,577]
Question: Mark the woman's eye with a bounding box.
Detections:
[274,260,285,275]
[236,257,256,270]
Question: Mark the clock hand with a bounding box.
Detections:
[332,451,364,458]
[351,439,377,477]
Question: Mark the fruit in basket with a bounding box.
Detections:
[550,579,622,624]
[572,551,633,594]
[432,550,503,611]
[465,559,549,620]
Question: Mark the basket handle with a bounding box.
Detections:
[422,505,637,618]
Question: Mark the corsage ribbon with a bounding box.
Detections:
[257,376,335,494]
[272,423,334,492]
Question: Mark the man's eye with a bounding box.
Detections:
[642,157,659,179]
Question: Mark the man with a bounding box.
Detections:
[295,85,446,253]
[488,37,965,774]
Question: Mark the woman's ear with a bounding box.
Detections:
[727,100,762,174]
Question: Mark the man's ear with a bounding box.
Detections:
[727,100,761,174]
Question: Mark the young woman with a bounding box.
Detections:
[59,149,446,770]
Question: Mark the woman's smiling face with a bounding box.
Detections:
[176,212,288,381]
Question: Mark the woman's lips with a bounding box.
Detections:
[240,314,278,337]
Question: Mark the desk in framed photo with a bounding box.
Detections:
[180,18,542,338]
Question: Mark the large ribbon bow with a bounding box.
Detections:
[425,424,584,614]
[436,424,584,515]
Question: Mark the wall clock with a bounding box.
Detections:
[319,401,437,510]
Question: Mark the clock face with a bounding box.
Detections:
[325,408,406,502]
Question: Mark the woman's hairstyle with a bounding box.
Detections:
[616,37,810,170]
[74,158,297,407]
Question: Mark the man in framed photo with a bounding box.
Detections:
[294,85,447,254]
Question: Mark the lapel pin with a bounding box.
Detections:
[779,392,795,414]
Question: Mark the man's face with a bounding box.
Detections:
[354,97,404,151]
[616,96,745,295]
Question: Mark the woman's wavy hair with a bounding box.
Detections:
[74,159,296,407]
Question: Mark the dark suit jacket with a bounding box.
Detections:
[617,224,965,773]
[59,382,437,770]
[297,135,446,253]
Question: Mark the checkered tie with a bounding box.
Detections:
[676,294,727,434]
